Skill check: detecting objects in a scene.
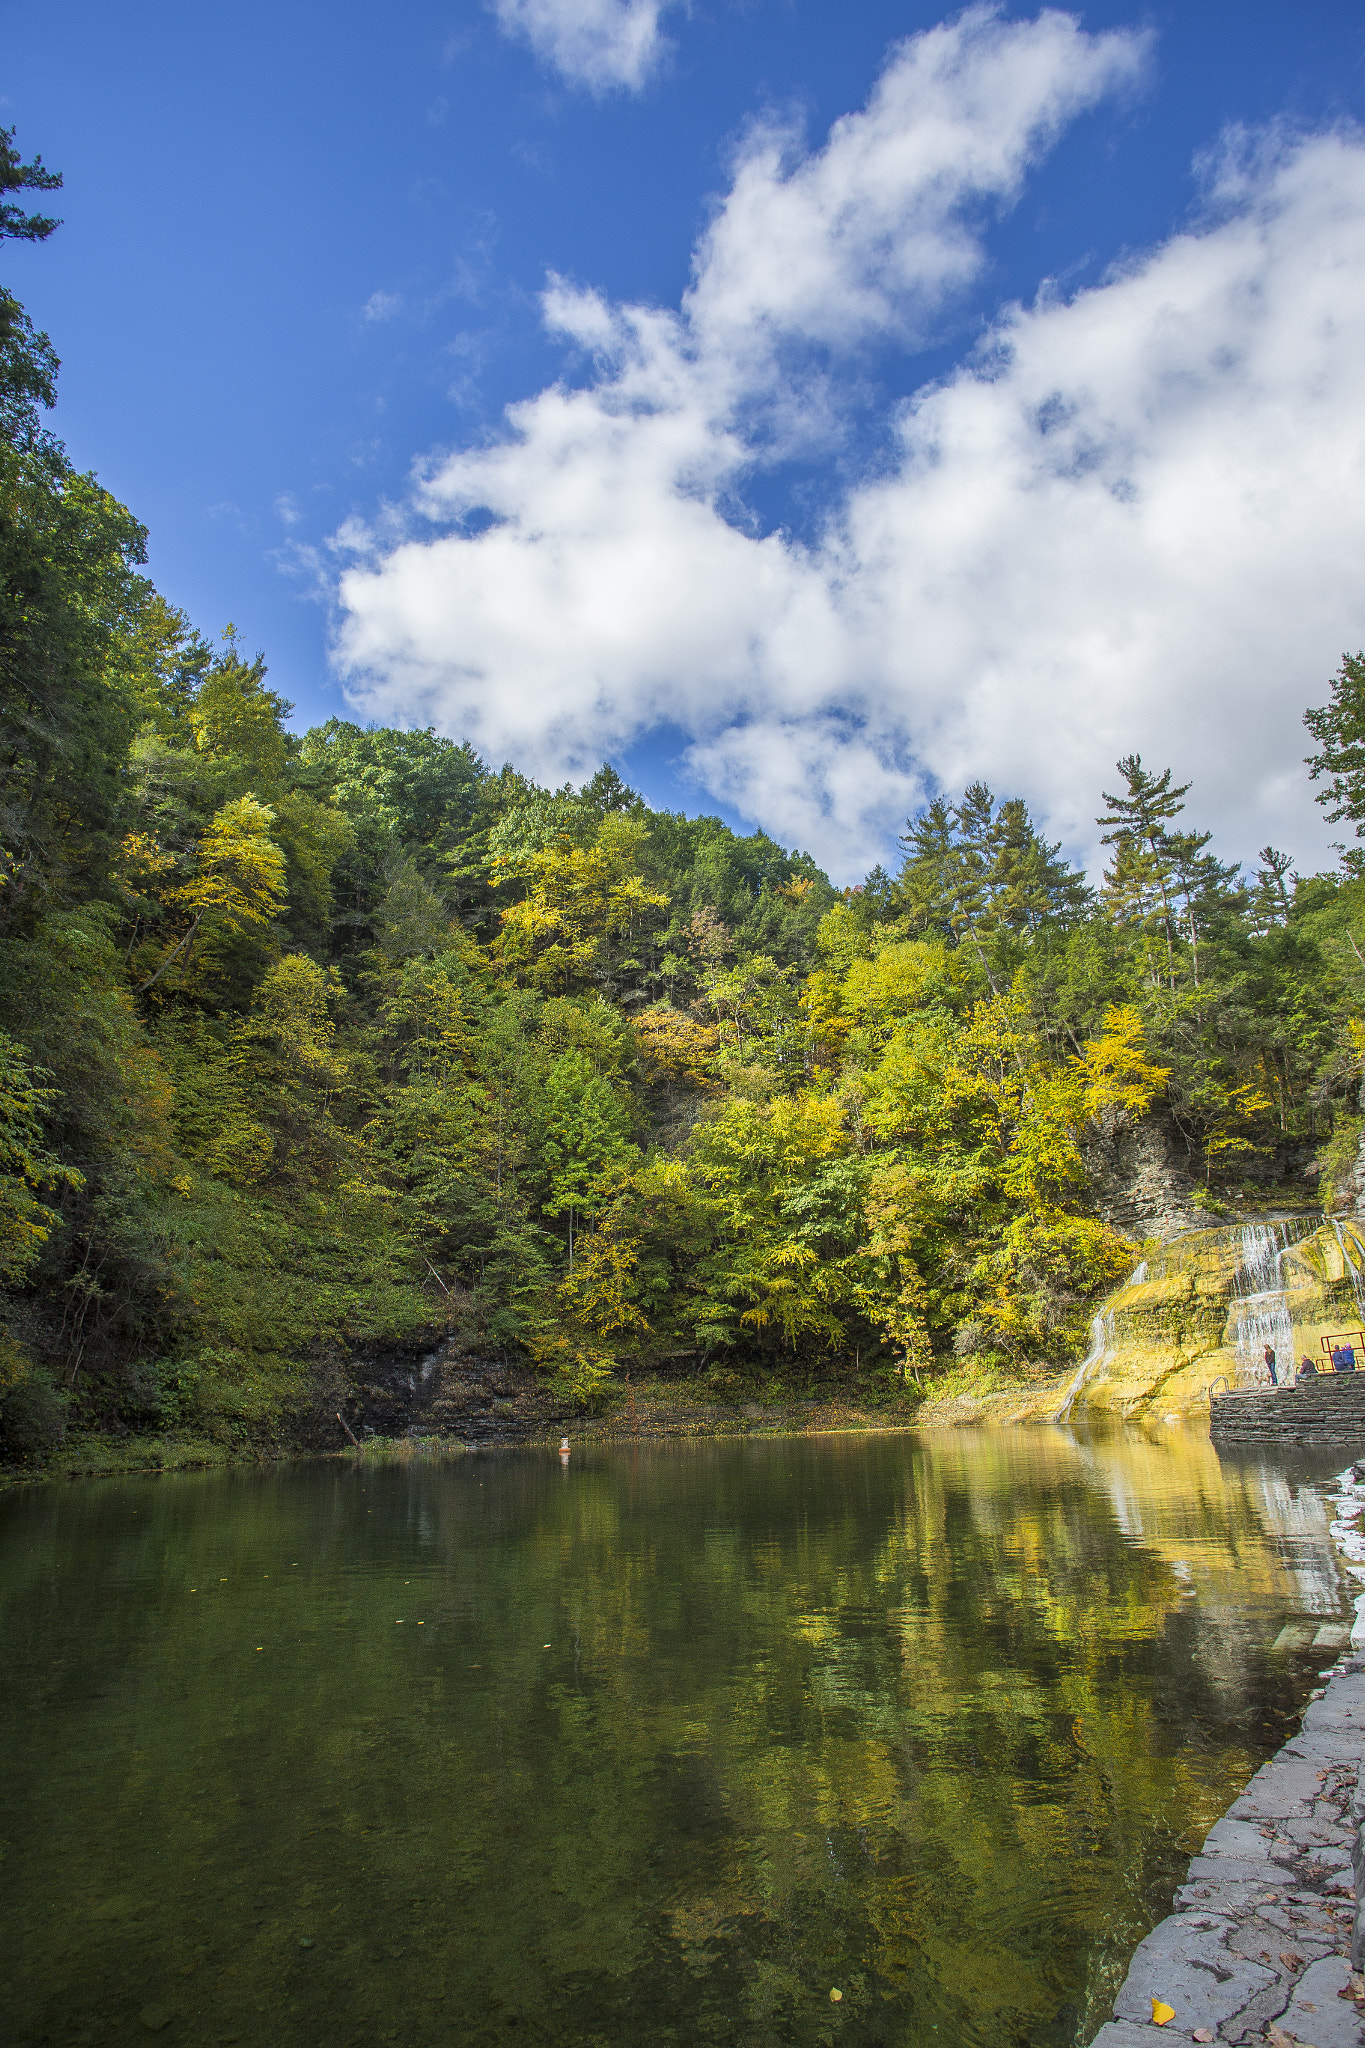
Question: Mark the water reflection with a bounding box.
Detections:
[0,1424,1351,2048]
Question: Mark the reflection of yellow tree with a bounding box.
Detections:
[10,1428,1323,2048]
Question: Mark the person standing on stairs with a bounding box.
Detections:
[1263,1343,1280,1386]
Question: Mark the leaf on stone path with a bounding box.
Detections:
[1151,1998,1175,2026]
[1192,2031,1213,2043]
[1280,1952,1305,1970]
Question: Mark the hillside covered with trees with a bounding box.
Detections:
[6,127,1365,1466]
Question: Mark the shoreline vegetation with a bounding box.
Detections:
[9,129,1365,1480]
[0,1367,1140,1491]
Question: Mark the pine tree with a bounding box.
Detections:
[1304,653,1365,873]
[1098,756,1190,986]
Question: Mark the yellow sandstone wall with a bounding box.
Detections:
[1067,1218,1365,1418]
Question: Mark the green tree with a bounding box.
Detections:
[1305,653,1365,873]
[542,1048,636,1269]
[188,629,293,791]
[0,455,150,919]
[0,1028,83,1284]
[0,123,62,440]
[0,127,62,245]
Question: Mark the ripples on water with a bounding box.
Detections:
[0,1426,1353,2047]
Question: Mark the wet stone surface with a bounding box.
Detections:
[1091,1663,1365,2046]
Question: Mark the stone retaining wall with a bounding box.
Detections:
[1087,1463,1365,2048]
[1213,1383,1365,1448]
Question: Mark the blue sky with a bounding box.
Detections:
[5,2,1365,877]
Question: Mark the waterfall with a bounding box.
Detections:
[1054,1256,1151,1421]
[1228,1221,1297,1382]
[1052,1212,1357,1417]
[1054,1308,1117,1422]
[1330,1217,1365,1324]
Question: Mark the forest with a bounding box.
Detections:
[6,127,1365,1465]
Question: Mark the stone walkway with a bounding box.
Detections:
[1090,1462,1365,2048]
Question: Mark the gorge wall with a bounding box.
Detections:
[1064,1217,1365,1419]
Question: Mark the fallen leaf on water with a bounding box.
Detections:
[1151,1999,1175,2026]
[829,1988,842,2003]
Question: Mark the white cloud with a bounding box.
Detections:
[822,123,1365,869]
[490,0,677,94]
[363,289,402,322]
[334,9,1365,882]
[689,6,1148,367]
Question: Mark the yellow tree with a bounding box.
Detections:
[634,1004,721,1111]
[1069,1004,1170,1123]
[858,1161,933,1383]
[533,1197,650,1408]
[494,815,668,993]
[862,985,1136,1363]
[684,1092,862,1355]
[136,795,287,993]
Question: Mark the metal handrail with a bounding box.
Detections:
[1207,1375,1231,1402]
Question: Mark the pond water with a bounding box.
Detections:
[0,1425,1354,2048]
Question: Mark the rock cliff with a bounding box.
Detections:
[1064,1217,1365,1418]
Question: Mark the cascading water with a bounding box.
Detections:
[1049,1212,1361,1418]
[1054,1311,1115,1422]
[1330,1217,1365,1324]
[1228,1221,1300,1382]
[1054,1258,1152,1421]
[1054,1258,1150,1421]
